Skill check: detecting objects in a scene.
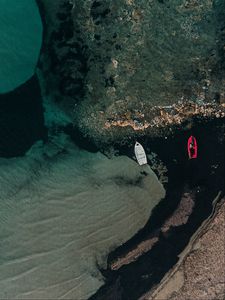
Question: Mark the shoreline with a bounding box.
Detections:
[145,196,225,300]
[90,116,225,300]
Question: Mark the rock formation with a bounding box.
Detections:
[37,0,225,146]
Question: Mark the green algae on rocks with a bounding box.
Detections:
[37,0,225,147]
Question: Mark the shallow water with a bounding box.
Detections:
[0,137,165,299]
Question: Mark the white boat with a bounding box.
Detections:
[134,141,147,165]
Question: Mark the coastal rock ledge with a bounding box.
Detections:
[37,0,225,147]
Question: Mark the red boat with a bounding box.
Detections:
[187,135,197,159]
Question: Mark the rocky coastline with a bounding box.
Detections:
[0,1,224,299]
[90,116,225,300]
[34,1,225,299]
[36,0,225,148]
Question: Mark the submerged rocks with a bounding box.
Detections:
[37,0,225,147]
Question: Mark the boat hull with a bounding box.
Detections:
[187,136,198,159]
[135,142,147,165]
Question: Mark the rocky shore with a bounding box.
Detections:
[37,0,225,148]
[33,1,225,299]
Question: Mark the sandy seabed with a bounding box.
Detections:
[0,135,165,299]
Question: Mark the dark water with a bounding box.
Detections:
[0,75,47,158]
[91,117,225,300]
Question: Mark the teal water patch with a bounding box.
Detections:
[0,0,42,93]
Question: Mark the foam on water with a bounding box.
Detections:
[0,135,165,299]
[0,0,42,93]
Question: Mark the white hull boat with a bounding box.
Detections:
[134,142,147,165]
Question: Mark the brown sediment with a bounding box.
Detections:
[162,190,195,232]
[110,188,196,271]
[111,237,159,271]
[104,102,225,132]
[105,119,150,131]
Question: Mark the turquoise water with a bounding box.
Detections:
[0,0,42,93]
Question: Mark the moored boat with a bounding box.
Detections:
[187,135,198,159]
[134,142,147,165]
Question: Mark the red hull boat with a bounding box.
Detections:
[187,136,197,159]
